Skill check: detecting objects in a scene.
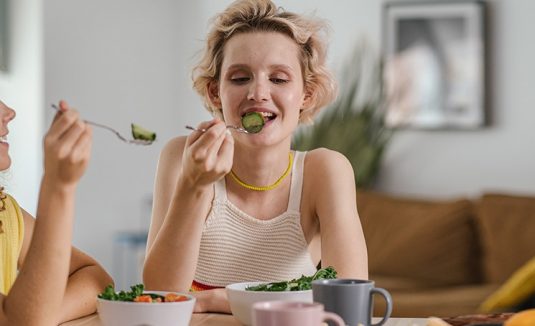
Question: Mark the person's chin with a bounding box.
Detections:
[0,154,12,171]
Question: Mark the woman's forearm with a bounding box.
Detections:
[143,180,213,291]
[191,288,231,313]
[59,264,113,323]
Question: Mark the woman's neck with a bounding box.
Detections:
[231,143,292,188]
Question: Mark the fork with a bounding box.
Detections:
[51,104,153,145]
[185,125,250,134]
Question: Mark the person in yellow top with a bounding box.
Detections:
[0,99,113,326]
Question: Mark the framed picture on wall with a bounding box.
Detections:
[0,0,7,71]
[383,1,487,129]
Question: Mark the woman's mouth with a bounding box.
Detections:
[239,110,277,133]
[241,111,277,123]
[258,111,276,122]
[0,135,8,146]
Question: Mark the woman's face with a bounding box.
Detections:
[0,101,16,171]
[216,31,307,147]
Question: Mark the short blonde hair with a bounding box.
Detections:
[192,0,338,123]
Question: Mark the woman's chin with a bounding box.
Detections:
[0,154,12,171]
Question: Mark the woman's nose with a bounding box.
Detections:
[0,103,16,123]
[5,106,16,122]
[247,79,269,102]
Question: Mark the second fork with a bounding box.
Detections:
[51,104,153,145]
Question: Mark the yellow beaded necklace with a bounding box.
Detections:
[229,152,293,191]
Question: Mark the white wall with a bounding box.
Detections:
[377,0,535,199]
[5,0,532,280]
[0,0,43,215]
[44,0,209,277]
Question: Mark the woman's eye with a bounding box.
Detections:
[230,77,250,84]
[270,78,288,84]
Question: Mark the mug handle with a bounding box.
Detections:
[322,311,346,326]
[371,287,392,326]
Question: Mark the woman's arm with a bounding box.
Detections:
[59,247,113,322]
[0,103,93,326]
[16,210,113,323]
[308,148,368,279]
[143,120,234,292]
[190,288,230,313]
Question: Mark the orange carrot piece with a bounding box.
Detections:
[165,293,189,302]
[133,295,153,303]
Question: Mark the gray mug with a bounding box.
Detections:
[312,279,392,326]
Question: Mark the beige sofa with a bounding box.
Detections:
[356,191,535,317]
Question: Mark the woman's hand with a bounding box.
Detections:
[43,100,93,188]
[191,288,231,314]
[181,119,234,189]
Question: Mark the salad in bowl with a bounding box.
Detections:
[97,284,195,326]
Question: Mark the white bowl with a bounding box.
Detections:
[226,282,313,326]
[97,291,195,326]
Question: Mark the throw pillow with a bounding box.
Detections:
[357,190,480,286]
[476,193,535,283]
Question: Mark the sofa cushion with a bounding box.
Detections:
[476,193,535,283]
[357,191,481,286]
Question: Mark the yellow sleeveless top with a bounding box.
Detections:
[0,194,25,295]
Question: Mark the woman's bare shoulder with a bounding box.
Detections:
[154,136,188,179]
[302,148,356,192]
[303,148,354,176]
[159,136,187,162]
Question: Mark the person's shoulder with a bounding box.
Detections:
[2,193,22,215]
[160,136,187,161]
[302,149,356,203]
[302,148,355,190]
[155,136,188,179]
[4,193,18,206]
[303,148,354,175]
[162,135,187,152]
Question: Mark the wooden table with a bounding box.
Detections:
[61,313,428,326]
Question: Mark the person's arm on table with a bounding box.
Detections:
[309,149,368,279]
[0,104,98,326]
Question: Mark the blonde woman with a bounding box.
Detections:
[144,0,368,313]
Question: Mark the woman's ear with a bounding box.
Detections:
[207,81,222,108]
[301,88,314,111]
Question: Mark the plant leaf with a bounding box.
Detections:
[292,40,393,188]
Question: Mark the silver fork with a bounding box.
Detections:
[51,104,153,145]
[185,125,250,134]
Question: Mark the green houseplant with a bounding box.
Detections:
[292,41,392,189]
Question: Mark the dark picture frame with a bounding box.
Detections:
[383,1,487,129]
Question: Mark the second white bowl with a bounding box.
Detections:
[226,282,313,326]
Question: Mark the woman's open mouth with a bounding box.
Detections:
[257,111,277,123]
[241,111,277,123]
[239,110,277,134]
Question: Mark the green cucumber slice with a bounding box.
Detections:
[241,112,265,134]
[131,123,156,141]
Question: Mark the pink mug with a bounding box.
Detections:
[252,301,345,326]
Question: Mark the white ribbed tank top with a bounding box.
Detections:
[193,151,317,287]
